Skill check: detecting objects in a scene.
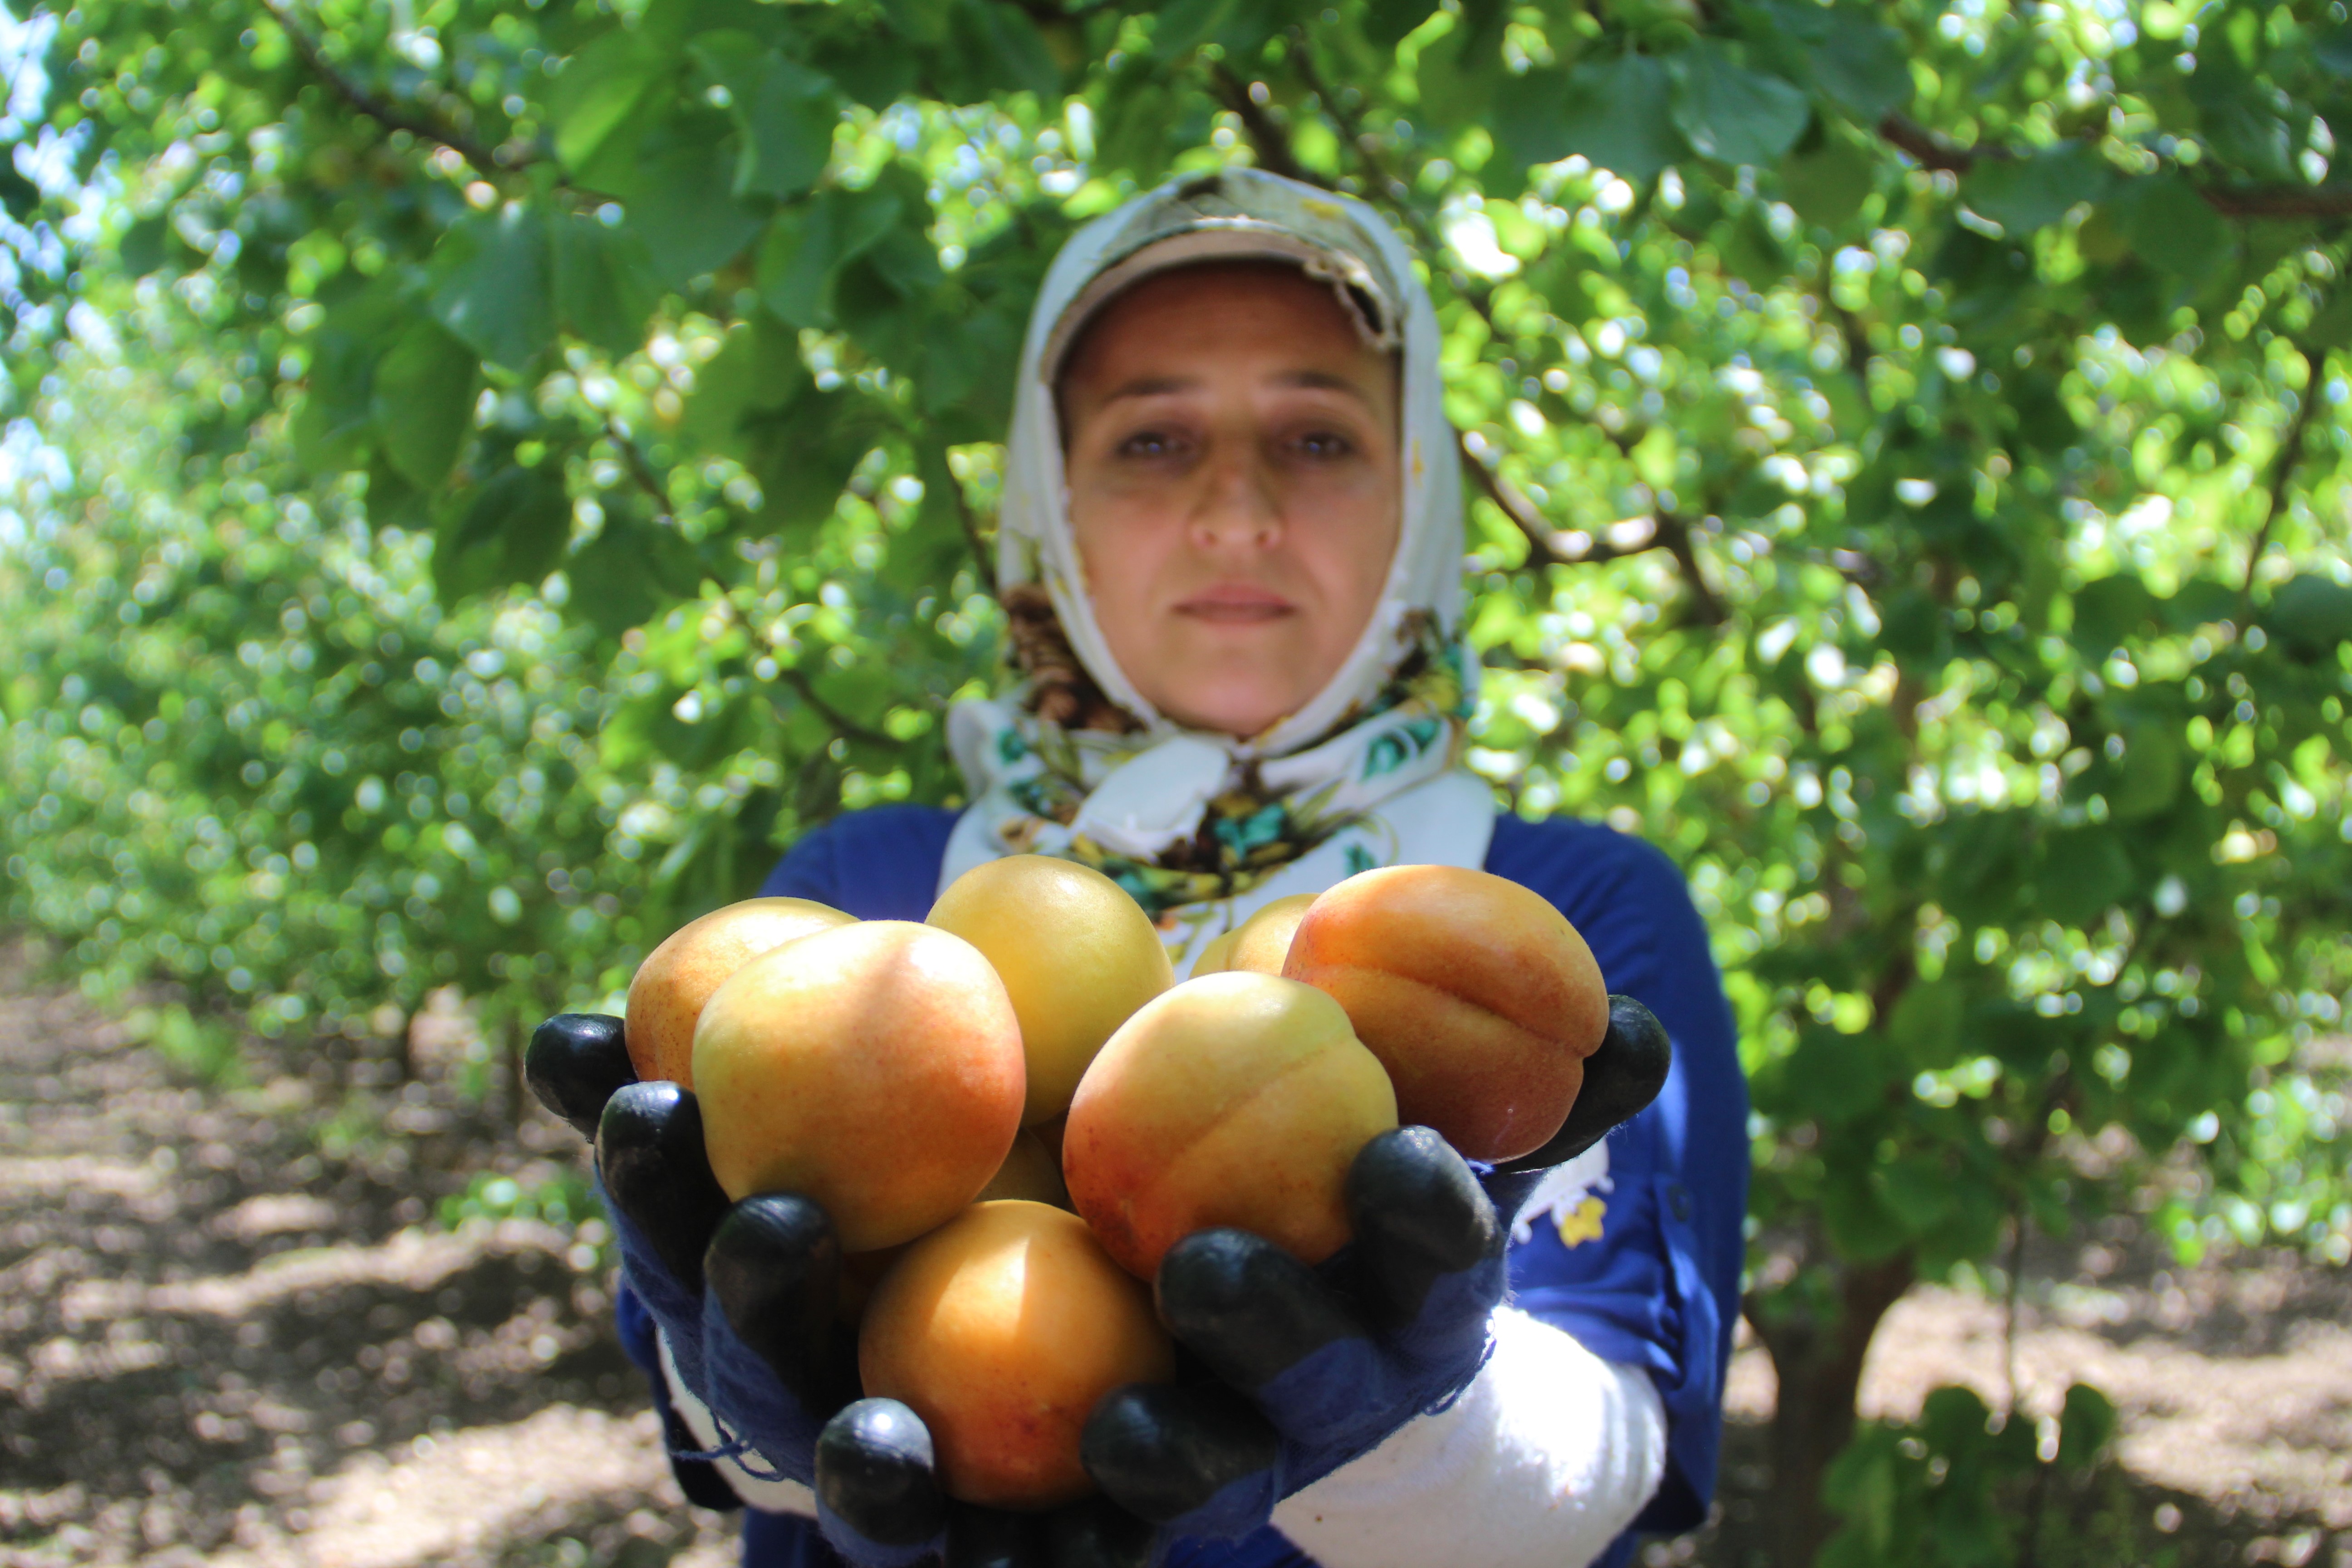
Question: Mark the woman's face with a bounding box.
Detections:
[1058,262,1403,739]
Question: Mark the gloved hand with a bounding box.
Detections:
[525,995,1671,1568]
[524,1018,857,1506]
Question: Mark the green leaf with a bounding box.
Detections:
[757,185,904,328]
[738,57,836,199]
[1492,67,1573,170]
[550,28,673,173]
[1888,981,1961,1066]
[1820,1431,1901,1563]
[1961,142,2114,235]
[2320,28,2352,78]
[432,465,573,605]
[2162,576,2242,631]
[1366,0,1438,50]
[293,282,406,473]
[1093,56,1190,184]
[370,323,478,490]
[552,215,662,358]
[1780,132,1877,228]
[363,451,433,532]
[1877,1156,1956,1233]
[2056,1384,2117,1471]
[678,314,811,456]
[2187,49,2295,181]
[1774,1025,1895,1125]
[119,213,173,277]
[921,301,1024,425]
[1822,1148,1911,1260]
[1795,6,1912,122]
[565,511,701,637]
[687,28,771,104]
[2304,289,2352,351]
[1415,10,1508,132]
[0,157,40,220]
[631,137,768,288]
[2264,575,2352,661]
[811,28,919,108]
[2071,571,2155,652]
[1671,44,1813,168]
[2038,827,2135,926]
[1152,0,1245,61]
[945,1,1063,101]
[430,206,557,371]
[745,389,866,528]
[2106,715,2183,822]
[1919,1385,1994,1453]
[1544,54,1687,181]
[2106,175,2233,288]
[879,0,954,45]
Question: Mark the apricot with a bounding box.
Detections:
[837,1127,1066,1323]
[1222,892,1318,975]
[1063,971,1398,1279]
[1190,930,1239,975]
[625,897,854,1089]
[692,921,1026,1251]
[928,855,1174,1125]
[860,1201,1174,1509]
[1282,864,1607,1162]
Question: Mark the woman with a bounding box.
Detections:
[593,167,1745,1568]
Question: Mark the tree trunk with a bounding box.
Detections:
[1748,1248,1916,1567]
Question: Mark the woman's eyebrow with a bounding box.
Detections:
[1272,369,1375,404]
[1092,368,1377,407]
[1098,374,1196,404]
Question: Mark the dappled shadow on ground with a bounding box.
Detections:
[0,940,736,1568]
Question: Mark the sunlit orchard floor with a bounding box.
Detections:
[2,937,2349,1568]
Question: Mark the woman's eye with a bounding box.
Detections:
[1295,431,1354,459]
[1117,430,1181,458]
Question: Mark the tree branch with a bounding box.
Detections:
[1875,113,2014,174]
[2200,185,2352,218]
[1657,511,1729,626]
[781,666,895,749]
[258,0,524,180]
[604,420,674,524]
[2243,343,2323,596]
[946,471,998,595]
[1459,431,1660,568]
[1208,65,1313,186]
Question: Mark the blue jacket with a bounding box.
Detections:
[626,804,1747,1568]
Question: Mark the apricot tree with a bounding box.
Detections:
[7,0,2352,1558]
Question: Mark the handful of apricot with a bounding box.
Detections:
[589,855,1625,1510]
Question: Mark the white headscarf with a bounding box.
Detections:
[940,168,1495,972]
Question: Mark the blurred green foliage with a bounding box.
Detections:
[1821,1384,2148,1568]
[5,0,2352,1557]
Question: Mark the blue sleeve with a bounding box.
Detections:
[756,805,962,921]
[1483,815,1747,1539]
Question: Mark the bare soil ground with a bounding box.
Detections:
[0,941,734,1568]
[5,936,2351,1568]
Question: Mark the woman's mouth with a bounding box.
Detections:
[1176,584,1295,624]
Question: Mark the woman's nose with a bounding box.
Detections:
[1187,448,1281,552]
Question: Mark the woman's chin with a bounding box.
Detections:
[1152,680,1316,740]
